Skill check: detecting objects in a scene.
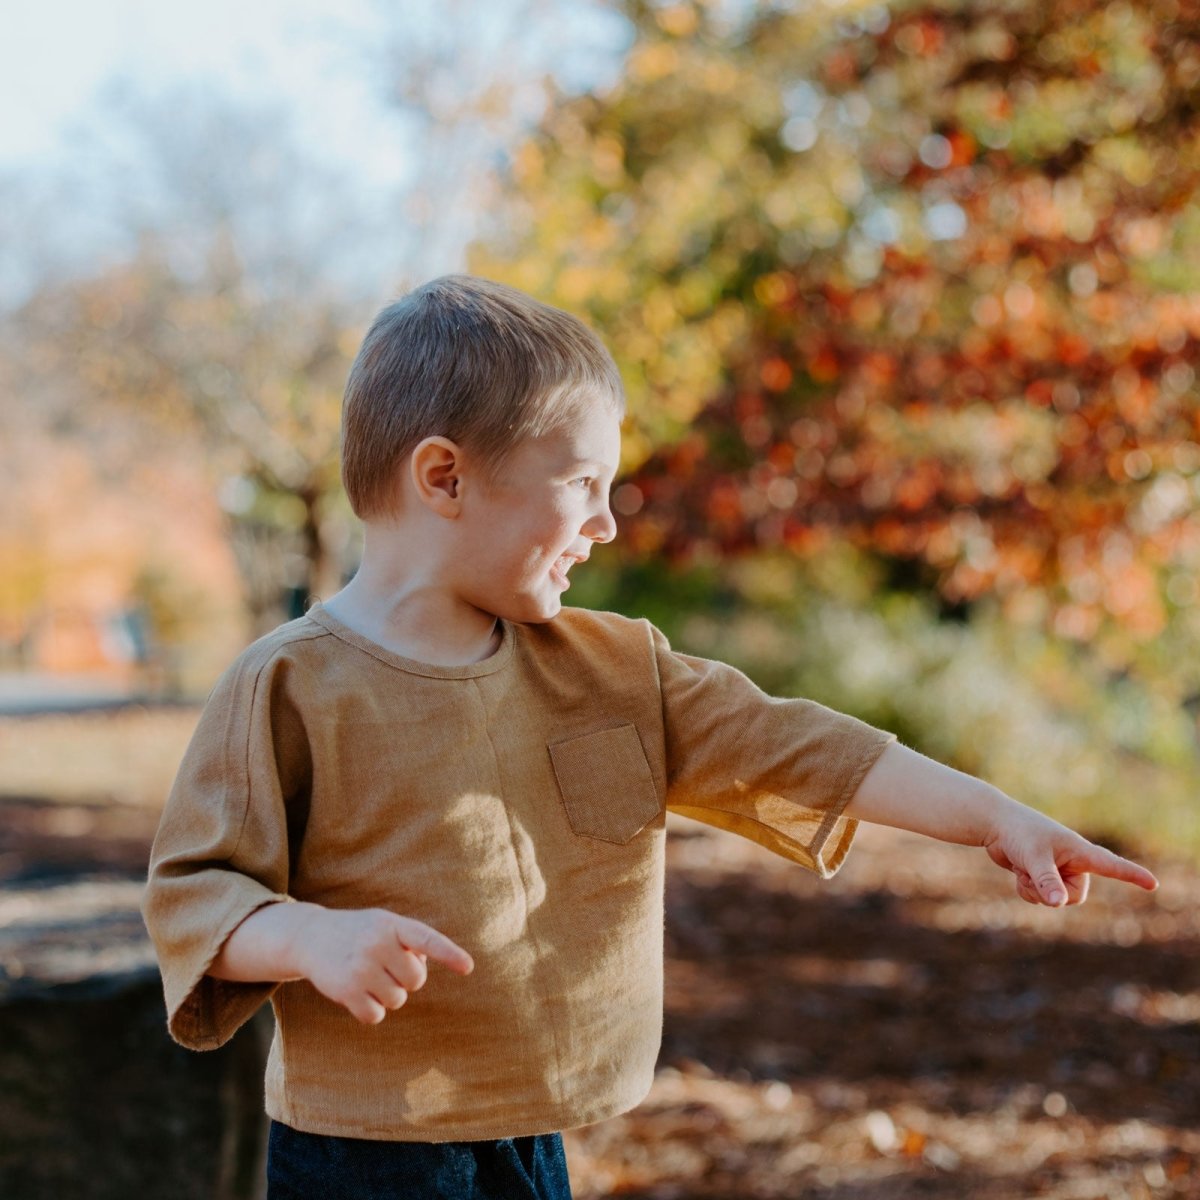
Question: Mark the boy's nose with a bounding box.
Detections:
[585,502,617,544]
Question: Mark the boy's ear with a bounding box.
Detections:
[409,436,465,517]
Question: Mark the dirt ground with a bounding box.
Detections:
[1,791,1197,1199]
[562,820,1200,1200]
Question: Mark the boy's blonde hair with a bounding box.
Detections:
[341,274,626,518]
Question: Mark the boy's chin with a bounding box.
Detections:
[525,602,565,624]
[507,592,566,624]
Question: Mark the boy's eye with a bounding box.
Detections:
[572,476,594,488]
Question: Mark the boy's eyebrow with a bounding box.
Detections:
[564,457,619,474]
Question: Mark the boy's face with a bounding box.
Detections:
[454,402,622,625]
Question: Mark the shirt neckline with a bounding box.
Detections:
[304,602,516,679]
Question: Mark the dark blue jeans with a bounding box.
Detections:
[266,1120,573,1199]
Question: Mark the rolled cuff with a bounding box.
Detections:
[667,725,896,878]
[161,890,293,1051]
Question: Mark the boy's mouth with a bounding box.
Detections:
[550,553,586,588]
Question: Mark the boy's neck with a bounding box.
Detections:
[321,528,502,668]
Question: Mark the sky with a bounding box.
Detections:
[1,0,629,302]
[4,0,406,177]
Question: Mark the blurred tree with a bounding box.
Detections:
[471,0,1200,685]
[373,0,630,282]
[6,193,356,634]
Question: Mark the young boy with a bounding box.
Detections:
[142,274,1158,1200]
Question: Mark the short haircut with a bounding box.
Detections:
[341,274,626,518]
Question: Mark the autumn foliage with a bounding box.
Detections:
[471,0,1200,650]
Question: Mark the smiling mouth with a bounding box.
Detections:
[550,556,573,587]
[550,553,587,587]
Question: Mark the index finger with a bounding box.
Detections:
[1071,844,1158,892]
[392,915,475,974]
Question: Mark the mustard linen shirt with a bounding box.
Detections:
[141,603,896,1142]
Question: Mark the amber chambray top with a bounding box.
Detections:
[141,602,896,1143]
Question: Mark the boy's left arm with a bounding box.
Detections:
[846,740,1159,906]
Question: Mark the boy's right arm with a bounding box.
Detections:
[142,648,474,1048]
[210,901,474,1026]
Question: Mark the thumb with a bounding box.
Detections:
[1030,857,1067,907]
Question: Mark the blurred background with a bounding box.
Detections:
[2,1,1198,1197]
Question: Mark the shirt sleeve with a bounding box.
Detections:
[649,620,896,877]
[140,647,311,1050]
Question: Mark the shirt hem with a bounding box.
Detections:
[264,1079,653,1143]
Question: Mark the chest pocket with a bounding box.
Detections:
[548,723,661,845]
